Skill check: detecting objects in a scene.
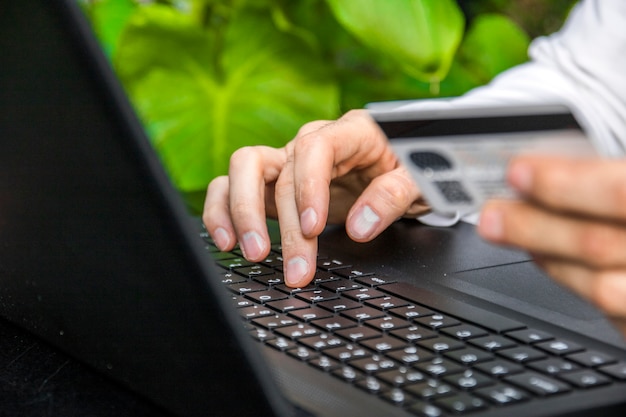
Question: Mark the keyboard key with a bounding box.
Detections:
[505,372,571,396]
[289,307,333,322]
[559,369,611,388]
[405,379,456,399]
[470,335,517,351]
[317,258,351,271]
[497,346,548,363]
[360,335,407,353]
[414,313,460,330]
[311,316,358,332]
[335,326,380,342]
[266,297,310,313]
[506,328,554,344]
[266,337,297,351]
[354,275,396,287]
[343,287,387,302]
[474,359,524,377]
[418,336,465,353]
[444,369,494,390]
[252,314,298,329]
[299,333,344,351]
[389,305,435,320]
[249,327,275,342]
[364,316,412,332]
[288,346,319,361]
[385,346,434,365]
[390,325,437,342]
[475,383,529,406]
[341,306,385,322]
[349,356,397,374]
[441,324,488,340]
[598,362,626,380]
[239,305,274,319]
[435,392,487,414]
[245,289,288,304]
[527,358,579,375]
[406,400,445,417]
[377,367,427,386]
[295,289,340,303]
[217,257,253,269]
[320,279,362,292]
[445,347,493,366]
[535,339,584,356]
[317,297,361,313]
[275,323,319,339]
[220,271,247,285]
[253,274,284,286]
[414,357,465,377]
[234,264,275,278]
[355,376,391,394]
[308,355,340,372]
[325,344,371,362]
[567,350,617,368]
[228,281,267,295]
[381,387,414,406]
[364,296,410,311]
[332,365,364,383]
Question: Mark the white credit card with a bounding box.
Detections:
[370,104,599,215]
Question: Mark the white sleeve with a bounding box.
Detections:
[397,0,626,227]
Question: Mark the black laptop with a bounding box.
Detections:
[1,1,625,416]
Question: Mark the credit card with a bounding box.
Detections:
[370,104,598,215]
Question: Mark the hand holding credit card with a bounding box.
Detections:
[370,104,601,215]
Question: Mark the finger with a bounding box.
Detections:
[293,110,396,238]
[508,156,626,222]
[274,148,318,287]
[203,176,236,252]
[228,146,286,261]
[535,256,626,318]
[478,199,626,268]
[346,165,425,242]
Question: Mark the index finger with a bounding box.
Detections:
[293,110,396,237]
[508,155,626,222]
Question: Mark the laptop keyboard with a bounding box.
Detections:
[201,231,626,416]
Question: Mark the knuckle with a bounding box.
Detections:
[373,174,415,213]
[613,180,626,213]
[578,226,617,266]
[229,146,261,170]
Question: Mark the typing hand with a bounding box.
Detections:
[478,155,626,336]
[203,110,428,287]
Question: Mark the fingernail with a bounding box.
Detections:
[351,205,380,239]
[478,207,503,241]
[241,231,266,260]
[213,227,231,251]
[285,256,309,287]
[508,161,533,193]
[300,207,318,236]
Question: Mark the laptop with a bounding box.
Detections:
[1,0,625,416]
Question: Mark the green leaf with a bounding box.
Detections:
[324,0,464,83]
[453,13,530,86]
[83,0,136,58]
[114,5,339,205]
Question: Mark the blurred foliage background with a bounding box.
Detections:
[79,0,576,213]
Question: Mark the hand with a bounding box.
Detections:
[477,155,626,336]
[203,110,428,287]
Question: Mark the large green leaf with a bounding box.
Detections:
[114,5,339,204]
[438,13,530,97]
[324,0,464,84]
[82,0,136,58]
